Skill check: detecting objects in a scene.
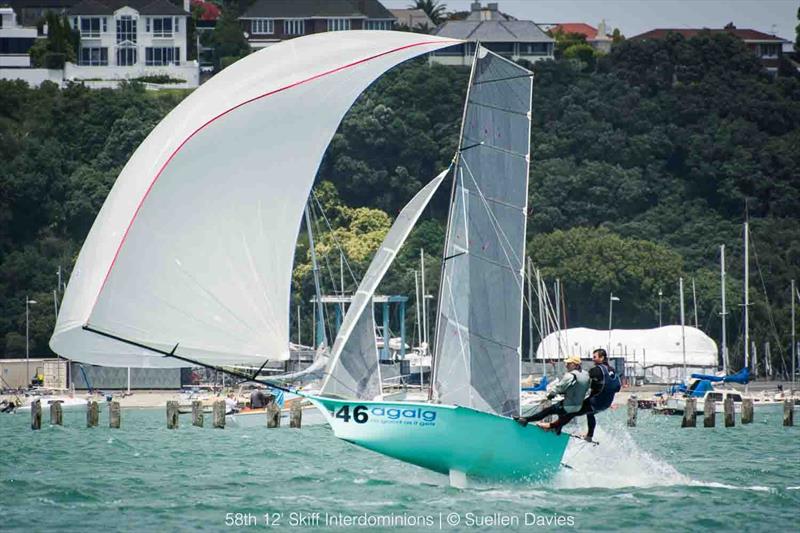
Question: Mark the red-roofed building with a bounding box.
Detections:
[631,24,791,73]
[548,20,613,53]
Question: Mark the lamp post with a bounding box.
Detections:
[608,292,620,354]
[26,296,38,386]
[658,289,663,327]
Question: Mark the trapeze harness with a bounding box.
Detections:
[589,364,621,412]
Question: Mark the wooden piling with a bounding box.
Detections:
[213,400,225,429]
[723,396,735,427]
[31,399,41,430]
[703,396,715,427]
[289,401,302,428]
[50,401,63,426]
[266,401,281,428]
[784,400,794,427]
[109,401,121,428]
[166,401,179,429]
[86,400,99,427]
[627,397,637,427]
[191,400,204,427]
[741,398,754,424]
[681,399,697,427]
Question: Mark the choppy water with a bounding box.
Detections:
[1,404,797,532]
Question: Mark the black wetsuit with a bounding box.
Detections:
[546,366,606,437]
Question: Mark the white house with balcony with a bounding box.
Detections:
[65,0,198,87]
[431,2,554,66]
[0,5,64,85]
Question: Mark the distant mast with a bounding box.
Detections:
[680,277,687,379]
[720,245,728,374]
[744,221,749,370]
[792,279,796,385]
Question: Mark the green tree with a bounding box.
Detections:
[530,227,684,329]
[209,5,250,70]
[29,14,79,68]
[409,1,447,25]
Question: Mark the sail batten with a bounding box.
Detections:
[432,47,532,417]
[49,32,460,369]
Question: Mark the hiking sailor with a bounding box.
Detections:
[580,348,621,441]
[513,355,590,434]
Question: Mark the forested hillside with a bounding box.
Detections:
[1,33,798,372]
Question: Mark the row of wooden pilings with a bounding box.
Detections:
[30,399,303,430]
[626,397,795,427]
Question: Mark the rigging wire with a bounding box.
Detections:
[749,231,788,373]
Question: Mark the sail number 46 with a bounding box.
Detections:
[335,405,368,424]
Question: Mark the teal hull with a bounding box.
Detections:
[308,396,568,481]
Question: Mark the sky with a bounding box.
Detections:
[381,0,799,41]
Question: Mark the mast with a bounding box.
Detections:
[691,278,699,329]
[554,279,562,357]
[536,268,546,377]
[792,279,796,385]
[680,277,687,380]
[305,204,326,348]
[526,258,534,363]
[744,220,749,369]
[720,245,728,374]
[420,249,428,351]
[414,270,422,350]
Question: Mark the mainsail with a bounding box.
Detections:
[432,47,533,417]
[321,168,450,399]
[48,32,459,368]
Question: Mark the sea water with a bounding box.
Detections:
[1,404,797,532]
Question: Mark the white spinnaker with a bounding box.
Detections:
[49,32,459,368]
[321,168,449,399]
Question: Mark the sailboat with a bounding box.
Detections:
[49,32,567,483]
[308,46,568,483]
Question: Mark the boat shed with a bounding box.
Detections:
[535,326,719,383]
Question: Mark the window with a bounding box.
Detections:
[706,393,722,402]
[730,394,743,402]
[151,17,173,38]
[174,17,179,33]
[520,42,550,56]
[80,17,102,38]
[365,20,392,30]
[284,19,304,35]
[251,19,274,35]
[327,18,351,32]
[116,47,136,66]
[759,43,780,58]
[145,47,180,65]
[79,47,108,65]
[484,42,514,56]
[117,15,137,44]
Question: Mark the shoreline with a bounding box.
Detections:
[2,381,796,409]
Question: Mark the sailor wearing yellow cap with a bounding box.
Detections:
[513,355,590,435]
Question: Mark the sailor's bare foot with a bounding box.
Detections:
[579,433,594,442]
[535,421,552,430]
[513,416,528,427]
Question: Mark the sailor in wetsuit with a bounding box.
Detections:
[549,348,621,440]
[513,355,590,434]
